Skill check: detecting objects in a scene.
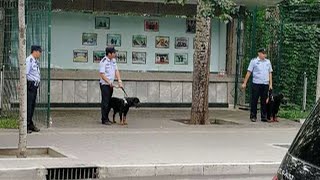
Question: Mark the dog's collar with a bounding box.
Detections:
[123,98,128,105]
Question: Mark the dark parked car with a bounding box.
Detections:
[273,100,320,180]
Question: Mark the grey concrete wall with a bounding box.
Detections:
[50,70,239,105]
[50,80,231,104]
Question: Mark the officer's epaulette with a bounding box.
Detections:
[101,57,106,62]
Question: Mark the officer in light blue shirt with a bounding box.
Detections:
[26,45,42,133]
[242,48,273,122]
[99,47,123,125]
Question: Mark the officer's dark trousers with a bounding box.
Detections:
[100,84,113,123]
[250,83,269,120]
[27,81,38,128]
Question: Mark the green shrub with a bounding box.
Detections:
[0,116,19,129]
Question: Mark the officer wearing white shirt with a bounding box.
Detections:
[26,45,42,133]
[242,48,273,122]
[99,47,123,125]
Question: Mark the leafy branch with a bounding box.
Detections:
[165,0,239,21]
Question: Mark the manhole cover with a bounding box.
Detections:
[172,119,240,125]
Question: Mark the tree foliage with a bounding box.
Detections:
[279,0,320,107]
[166,0,238,21]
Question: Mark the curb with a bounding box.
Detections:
[0,168,46,180]
[0,162,280,179]
[99,162,280,178]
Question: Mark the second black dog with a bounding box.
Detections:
[110,97,140,125]
[266,90,284,122]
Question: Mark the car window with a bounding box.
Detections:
[289,100,320,167]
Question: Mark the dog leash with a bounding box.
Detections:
[121,87,128,97]
[113,86,128,97]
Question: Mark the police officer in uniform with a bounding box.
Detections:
[99,47,123,125]
[242,48,273,122]
[26,45,42,133]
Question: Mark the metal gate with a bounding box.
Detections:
[0,0,51,127]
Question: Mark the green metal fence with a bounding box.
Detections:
[0,0,51,127]
[238,1,320,109]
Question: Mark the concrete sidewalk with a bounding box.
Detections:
[0,126,299,180]
[0,109,301,179]
[50,108,301,129]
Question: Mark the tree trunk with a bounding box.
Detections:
[17,0,27,158]
[190,0,212,125]
[316,52,320,102]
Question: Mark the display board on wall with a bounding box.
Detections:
[76,18,192,66]
[51,12,226,72]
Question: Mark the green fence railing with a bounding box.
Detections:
[0,0,51,127]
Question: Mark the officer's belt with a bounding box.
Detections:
[28,80,40,87]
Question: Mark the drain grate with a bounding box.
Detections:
[46,167,98,180]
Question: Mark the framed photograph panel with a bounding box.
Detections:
[186,18,196,33]
[132,35,147,48]
[93,50,105,63]
[117,51,127,63]
[175,37,188,49]
[82,33,97,46]
[174,53,188,65]
[155,53,169,64]
[107,34,121,47]
[144,19,159,32]
[132,52,146,64]
[95,17,110,29]
[73,49,88,63]
[155,36,170,49]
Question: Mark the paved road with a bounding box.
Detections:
[107,174,273,180]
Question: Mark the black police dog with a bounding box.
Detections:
[110,97,140,125]
[266,90,284,122]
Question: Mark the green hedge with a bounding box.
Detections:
[242,0,320,109]
[280,1,320,108]
[280,23,319,107]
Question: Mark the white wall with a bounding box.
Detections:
[51,12,227,72]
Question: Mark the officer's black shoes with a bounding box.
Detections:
[28,126,40,132]
[108,120,114,124]
[261,119,268,122]
[250,118,257,122]
[102,121,112,125]
[27,129,32,134]
[32,126,40,132]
